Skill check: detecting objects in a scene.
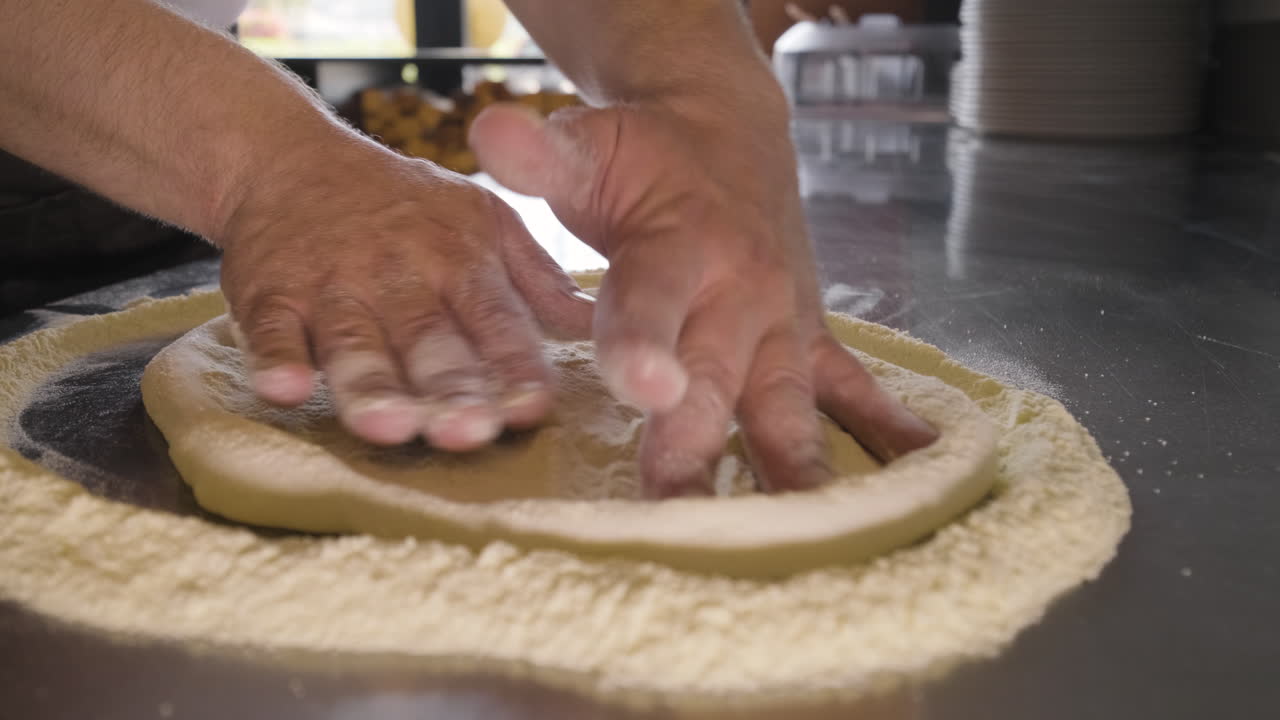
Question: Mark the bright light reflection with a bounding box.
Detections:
[471,173,607,273]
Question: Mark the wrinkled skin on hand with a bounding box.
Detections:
[469,98,938,497]
[218,137,594,453]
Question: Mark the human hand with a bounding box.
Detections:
[216,135,594,451]
[469,84,937,497]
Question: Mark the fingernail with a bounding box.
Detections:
[454,416,501,446]
[605,350,688,412]
[345,395,419,445]
[347,395,403,414]
[426,396,502,448]
[438,394,489,412]
[501,381,548,411]
[252,365,314,405]
[570,289,597,304]
[448,412,502,446]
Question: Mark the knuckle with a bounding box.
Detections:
[324,349,399,393]
[810,333,843,362]
[464,290,522,331]
[419,368,489,401]
[655,404,729,457]
[320,318,380,353]
[406,331,471,376]
[236,289,300,325]
[396,308,450,345]
[463,183,501,211]
[751,413,824,461]
[429,180,501,224]
[247,309,296,342]
[815,343,874,394]
[755,364,814,401]
[485,346,545,379]
[681,370,737,419]
[495,198,527,229]
[314,316,383,360]
[314,290,379,335]
[756,273,798,310]
[339,367,401,396]
[238,294,307,358]
[681,350,737,388]
[248,335,299,364]
[639,443,715,497]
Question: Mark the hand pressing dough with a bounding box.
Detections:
[0,286,1131,704]
[139,313,999,577]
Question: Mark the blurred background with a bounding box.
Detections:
[224,0,1275,149]
[2,0,1277,308]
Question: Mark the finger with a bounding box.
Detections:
[309,291,420,446]
[473,104,692,409]
[448,270,555,430]
[812,334,939,462]
[829,6,852,25]
[493,201,595,341]
[786,3,819,22]
[469,104,612,216]
[739,330,831,493]
[638,297,760,498]
[594,239,702,412]
[378,291,504,452]
[230,293,316,407]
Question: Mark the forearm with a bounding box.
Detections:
[505,0,785,114]
[0,0,364,240]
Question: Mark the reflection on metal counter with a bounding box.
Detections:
[792,113,949,203]
[945,129,1195,278]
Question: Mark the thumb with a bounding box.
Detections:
[469,103,612,214]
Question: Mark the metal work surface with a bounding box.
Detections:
[1,121,1277,718]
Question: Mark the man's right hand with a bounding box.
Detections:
[217,137,594,451]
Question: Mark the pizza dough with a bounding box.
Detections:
[0,286,1131,705]
[138,312,998,577]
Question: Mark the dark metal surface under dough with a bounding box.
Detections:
[2,120,1277,719]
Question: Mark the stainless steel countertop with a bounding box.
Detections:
[2,119,1277,719]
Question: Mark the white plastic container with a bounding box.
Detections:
[773,15,960,109]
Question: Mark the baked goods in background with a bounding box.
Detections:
[353,81,580,175]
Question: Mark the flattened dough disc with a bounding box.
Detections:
[141,315,998,577]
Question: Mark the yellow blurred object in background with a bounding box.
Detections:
[394,0,415,49]
[467,0,510,49]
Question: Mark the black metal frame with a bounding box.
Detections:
[412,0,465,94]
[266,1,543,101]
[414,0,464,49]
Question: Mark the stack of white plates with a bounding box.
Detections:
[952,0,1206,138]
